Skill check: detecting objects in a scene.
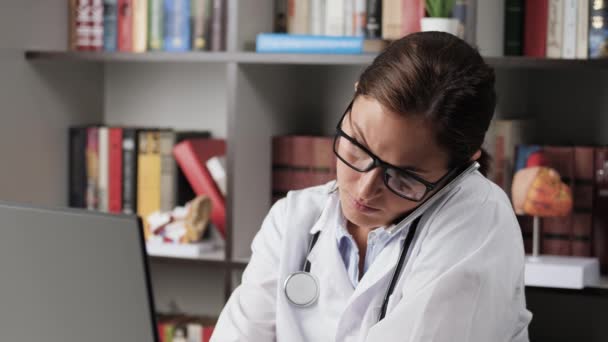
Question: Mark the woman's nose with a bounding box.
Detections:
[356,167,384,199]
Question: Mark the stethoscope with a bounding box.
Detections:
[283,214,423,322]
[282,161,480,322]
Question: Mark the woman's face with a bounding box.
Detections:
[336,95,451,230]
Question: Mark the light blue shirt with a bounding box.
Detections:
[334,210,405,288]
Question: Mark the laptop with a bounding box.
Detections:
[0,201,158,342]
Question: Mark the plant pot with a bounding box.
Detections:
[420,17,462,38]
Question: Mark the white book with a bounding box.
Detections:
[325,0,345,36]
[310,0,325,35]
[97,127,109,212]
[562,0,578,58]
[344,0,354,36]
[576,0,589,59]
[546,0,564,58]
[382,0,403,40]
[475,0,505,57]
[206,155,227,197]
[288,0,310,34]
[146,240,221,259]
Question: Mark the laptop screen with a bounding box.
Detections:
[0,202,157,342]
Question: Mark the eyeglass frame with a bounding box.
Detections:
[333,100,458,202]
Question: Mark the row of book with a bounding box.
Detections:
[508,0,608,59]
[69,0,227,52]
[156,314,215,342]
[272,135,337,203]
[68,126,227,238]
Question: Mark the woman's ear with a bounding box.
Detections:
[471,149,482,161]
[354,81,359,91]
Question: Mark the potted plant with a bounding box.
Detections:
[420,0,461,37]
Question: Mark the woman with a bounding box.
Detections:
[211,32,532,342]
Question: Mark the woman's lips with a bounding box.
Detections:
[350,195,380,213]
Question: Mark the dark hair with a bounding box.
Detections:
[355,31,495,176]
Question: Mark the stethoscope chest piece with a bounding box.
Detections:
[284,271,320,307]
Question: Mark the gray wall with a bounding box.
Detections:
[0,0,102,206]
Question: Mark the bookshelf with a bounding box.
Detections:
[4,0,608,338]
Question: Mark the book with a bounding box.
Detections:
[122,128,139,214]
[164,0,191,51]
[209,0,227,51]
[160,130,176,212]
[132,0,148,52]
[402,0,424,37]
[365,0,382,39]
[475,0,505,56]
[69,0,104,51]
[98,127,109,212]
[146,240,220,259]
[148,0,164,50]
[353,0,366,37]
[382,0,402,40]
[174,131,212,206]
[546,0,564,58]
[86,127,100,210]
[103,0,118,51]
[137,130,162,225]
[561,0,578,59]
[173,138,226,239]
[488,119,533,194]
[576,0,589,59]
[504,0,524,56]
[524,0,549,57]
[325,0,345,36]
[287,0,310,34]
[191,0,210,50]
[108,127,123,213]
[118,0,133,51]
[69,127,88,208]
[255,33,389,54]
[589,0,608,58]
[310,0,326,35]
[594,147,608,274]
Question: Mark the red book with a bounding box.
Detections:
[524,0,549,57]
[108,127,123,213]
[203,326,214,342]
[173,139,226,239]
[594,147,608,274]
[118,0,133,52]
[401,0,424,36]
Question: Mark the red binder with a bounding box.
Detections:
[173,138,226,239]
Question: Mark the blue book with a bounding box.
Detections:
[589,1,608,58]
[256,34,369,54]
[103,0,118,51]
[163,0,191,51]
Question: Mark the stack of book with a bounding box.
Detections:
[68,0,227,52]
[156,314,215,342]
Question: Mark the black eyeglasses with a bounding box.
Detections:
[333,101,455,202]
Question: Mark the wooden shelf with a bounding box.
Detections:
[25,50,608,68]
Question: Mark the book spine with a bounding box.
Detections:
[325,0,345,36]
[206,156,227,197]
[72,0,95,50]
[546,0,564,58]
[159,131,176,212]
[148,0,164,50]
[576,0,589,59]
[210,0,226,51]
[589,0,608,58]
[381,0,402,40]
[464,0,477,45]
[365,0,382,39]
[562,0,578,58]
[91,0,105,50]
[103,0,118,51]
[108,127,123,214]
[164,0,191,51]
[344,0,354,36]
[98,127,109,212]
[571,146,594,256]
[122,128,138,214]
[132,0,148,52]
[593,147,608,274]
[353,0,366,37]
[86,127,99,210]
[475,0,505,57]
[524,0,548,57]
[69,127,88,208]
[504,0,525,56]
[255,33,364,54]
[401,0,424,37]
[191,0,210,50]
[118,0,133,51]
[452,0,468,40]
[288,0,310,34]
[137,130,162,222]
[310,0,326,35]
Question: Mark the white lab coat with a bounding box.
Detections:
[211,172,532,342]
